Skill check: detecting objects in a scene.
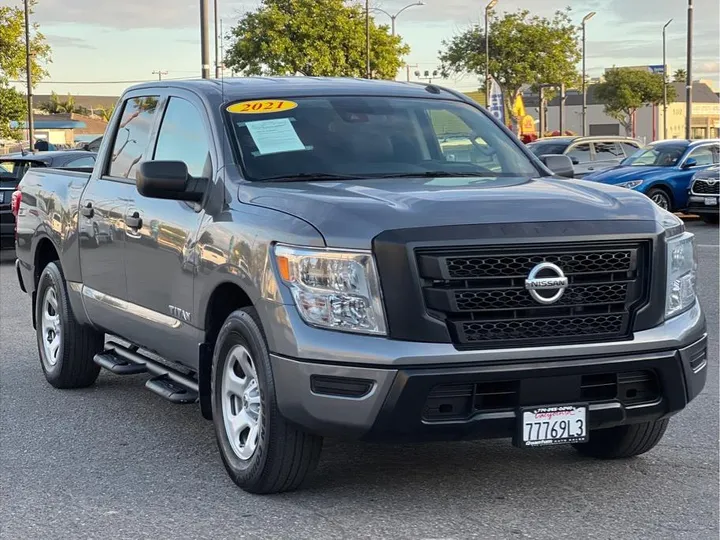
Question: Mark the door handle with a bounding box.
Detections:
[125,212,142,229]
[80,202,94,218]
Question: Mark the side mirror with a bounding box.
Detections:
[540,154,575,178]
[136,161,205,202]
[682,157,697,169]
[569,156,580,165]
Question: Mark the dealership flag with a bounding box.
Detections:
[488,76,505,123]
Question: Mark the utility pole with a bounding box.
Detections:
[365,0,370,78]
[24,0,34,151]
[214,0,221,78]
[663,19,672,140]
[559,83,565,135]
[484,0,498,107]
[685,0,693,139]
[152,70,168,81]
[581,12,596,137]
[200,0,211,79]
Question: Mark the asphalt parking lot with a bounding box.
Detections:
[0,221,718,540]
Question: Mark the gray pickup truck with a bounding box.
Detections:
[14,78,707,494]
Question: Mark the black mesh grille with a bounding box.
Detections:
[417,242,649,348]
[453,283,627,311]
[444,250,631,279]
[456,314,625,342]
[692,180,720,195]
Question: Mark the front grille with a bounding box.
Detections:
[417,242,649,348]
[423,370,659,421]
[692,179,720,195]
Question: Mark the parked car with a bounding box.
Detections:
[526,136,642,178]
[583,139,720,211]
[14,78,706,494]
[1,150,97,249]
[686,164,719,224]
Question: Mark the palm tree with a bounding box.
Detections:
[673,69,687,83]
[97,103,116,122]
[38,91,62,114]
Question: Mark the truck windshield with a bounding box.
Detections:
[622,144,687,167]
[227,96,539,181]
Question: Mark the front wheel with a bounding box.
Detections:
[646,188,672,211]
[573,419,669,459]
[35,262,105,388]
[211,308,322,494]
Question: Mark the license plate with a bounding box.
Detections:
[704,197,718,206]
[518,404,588,448]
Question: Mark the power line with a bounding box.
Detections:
[9,75,203,84]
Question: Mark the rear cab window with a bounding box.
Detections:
[226,96,540,181]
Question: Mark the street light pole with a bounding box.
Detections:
[685,0,693,139]
[663,19,672,140]
[369,3,423,38]
[200,0,210,79]
[581,11,596,137]
[484,0,498,108]
[365,0,370,78]
[214,0,221,78]
[23,0,34,151]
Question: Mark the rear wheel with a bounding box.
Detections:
[211,308,322,494]
[35,262,104,388]
[646,188,672,211]
[573,419,669,459]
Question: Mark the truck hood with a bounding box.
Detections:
[585,165,673,184]
[237,176,657,249]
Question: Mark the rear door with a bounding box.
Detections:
[78,93,160,332]
[591,141,625,174]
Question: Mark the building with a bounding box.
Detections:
[10,113,108,148]
[526,82,719,143]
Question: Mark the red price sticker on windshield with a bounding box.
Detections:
[227,100,298,114]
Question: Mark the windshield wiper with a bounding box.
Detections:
[260,172,364,182]
[368,171,503,178]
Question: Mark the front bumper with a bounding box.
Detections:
[687,195,719,216]
[270,306,707,442]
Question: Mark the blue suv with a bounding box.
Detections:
[583,139,720,211]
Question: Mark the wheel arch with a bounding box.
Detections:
[644,182,675,210]
[30,236,61,329]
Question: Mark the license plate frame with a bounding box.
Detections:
[703,197,718,206]
[516,404,589,448]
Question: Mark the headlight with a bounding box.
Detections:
[617,180,644,189]
[665,232,697,319]
[274,245,386,335]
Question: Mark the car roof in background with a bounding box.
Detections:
[0,150,96,162]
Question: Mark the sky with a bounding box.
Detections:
[10,0,720,97]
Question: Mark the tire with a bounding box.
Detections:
[701,214,719,225]
[573,419,669,459]
[646,188,672,211]
[35,261,104,389]
[211,308,323,494]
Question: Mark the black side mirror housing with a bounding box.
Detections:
[136,161,206,202]
[569,156,580,165]
[539,154,575,178]
[682,157,697,169]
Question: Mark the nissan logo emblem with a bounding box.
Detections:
[524,262,569,305]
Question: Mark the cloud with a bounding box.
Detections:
[45,35,96,50]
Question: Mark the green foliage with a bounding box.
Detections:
[97,103,116,122]
[594,68,675,135]
[673,68,686,83]
[438,8,580,118]
[0,1,51,141]
[225,0,409,79]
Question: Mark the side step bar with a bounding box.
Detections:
[93,341,199,404]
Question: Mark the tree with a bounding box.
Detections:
[595,68,675,135]
[673,68,687,83]
[438,8,580,124]
[225,0,409,79]
[97,103,116,122]
[0,1,51,140]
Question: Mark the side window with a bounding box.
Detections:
[428,109,501,171]
[621,142,640,158]
[567,143,592,163]
[153,97,212,178]
[108,96,160,180]
[687,146,715,167]
[593,142,624,160]
[64,156,96,168]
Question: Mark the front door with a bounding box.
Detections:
[122,94,215,367]
[591,141,625,174]
[566,143,593,177]
[77,94,161,331]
